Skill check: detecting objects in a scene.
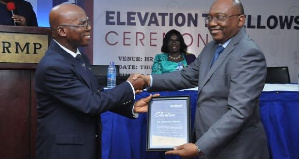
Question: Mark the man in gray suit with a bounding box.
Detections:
[137,0,269,158]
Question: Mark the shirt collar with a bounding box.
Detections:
[219,39,231,48]
[53,39,81,58]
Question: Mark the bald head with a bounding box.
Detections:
[211,0,244,15]
[49,4,86,30]
[232,0,244,15]
[49,4,91,52]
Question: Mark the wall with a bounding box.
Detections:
[28,0,299,83]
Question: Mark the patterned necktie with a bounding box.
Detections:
[210,45,225,67]
[75,54,99,90]
[75,54,86,69]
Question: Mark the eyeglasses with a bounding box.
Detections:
[58,17,91,30]
[168,39,180,44]
[204,14,242,24]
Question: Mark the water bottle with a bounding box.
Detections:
[176,62,184,71]
[107,61,116,88]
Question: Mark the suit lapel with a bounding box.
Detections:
[198,44,228,91]
[199,45,214,83]
[198,28,247,92]
[72,60,93,89]
[50,41,93,89]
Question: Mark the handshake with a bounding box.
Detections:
[127,74,151,93]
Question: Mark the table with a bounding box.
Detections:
[101,84,299,159]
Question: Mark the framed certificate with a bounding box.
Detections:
[146,96,191,151]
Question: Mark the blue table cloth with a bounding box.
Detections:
[101,90,299,159]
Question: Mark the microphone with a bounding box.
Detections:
[7,2,16,26]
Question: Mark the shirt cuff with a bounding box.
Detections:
[150,75,153,87]
[126,81,135,99]
[132,104,139,118]
[126,81,138,118]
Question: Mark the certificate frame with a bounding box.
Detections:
[146,96,191,151]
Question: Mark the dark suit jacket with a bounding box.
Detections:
[35,40,135,159]
[148,28,269,159]
[0,0,38,26]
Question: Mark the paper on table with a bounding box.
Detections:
[263,84,298,92]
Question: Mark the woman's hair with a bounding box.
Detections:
[161,29,188,53]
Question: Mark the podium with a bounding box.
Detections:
[0,25,51,159]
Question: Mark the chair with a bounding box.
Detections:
[265,66,290,83]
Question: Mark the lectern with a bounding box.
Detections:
[0,25,51,159]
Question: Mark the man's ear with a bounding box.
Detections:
[57,26,67,37]
[238,15,246,27]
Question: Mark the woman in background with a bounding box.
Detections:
[151,29,196,74]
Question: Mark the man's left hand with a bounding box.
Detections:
[133,93,160,113]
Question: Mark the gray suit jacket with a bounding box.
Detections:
[148,28,269,159]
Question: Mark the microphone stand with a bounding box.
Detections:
[10,10,16,26]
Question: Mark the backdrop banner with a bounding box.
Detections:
[95,0,298,82]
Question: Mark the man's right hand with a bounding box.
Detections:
[127,74,149,91]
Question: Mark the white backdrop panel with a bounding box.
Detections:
[93,0,299,82]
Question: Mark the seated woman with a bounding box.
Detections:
[152,29,196,74]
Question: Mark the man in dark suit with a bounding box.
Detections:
[136,0,269,158]
[35,4,155,159]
